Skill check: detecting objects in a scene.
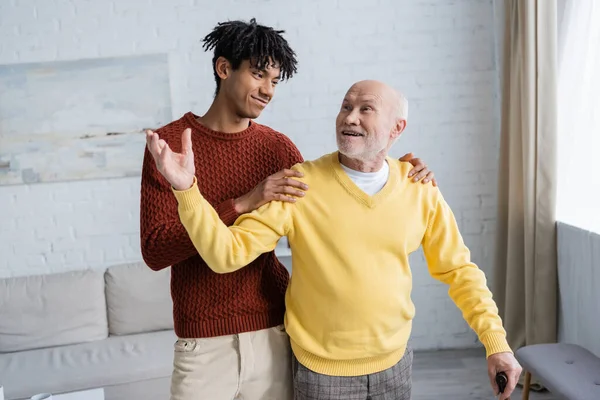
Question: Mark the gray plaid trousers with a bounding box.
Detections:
[292,347,413,400]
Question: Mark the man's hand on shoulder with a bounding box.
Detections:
[399,152,437,187]
[234,169,309,214]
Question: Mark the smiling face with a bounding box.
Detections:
[335,80,407,162]
[217,57,281,119]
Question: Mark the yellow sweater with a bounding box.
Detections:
[173,152,512,376]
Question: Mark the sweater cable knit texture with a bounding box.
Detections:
[140,112,303,338]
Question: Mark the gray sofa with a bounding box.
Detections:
[0,262,175,400]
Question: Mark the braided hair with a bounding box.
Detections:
[202,18,298,95]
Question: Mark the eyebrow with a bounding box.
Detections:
[251,67,281,80]
[353,100,378,109]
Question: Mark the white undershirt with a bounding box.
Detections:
[340,161,390,196]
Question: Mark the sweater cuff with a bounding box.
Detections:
[172,177,203,211]
[480,332,513,358]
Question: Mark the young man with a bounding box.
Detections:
[145,80,522,400]
[140,20,435,400]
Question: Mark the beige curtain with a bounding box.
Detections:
[493,0,558,362]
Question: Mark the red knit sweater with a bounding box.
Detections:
[140,112,304,338]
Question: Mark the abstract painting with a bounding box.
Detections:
[0,54,171,185]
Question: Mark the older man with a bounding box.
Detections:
[145,80,522,400]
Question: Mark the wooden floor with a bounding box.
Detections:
[412,348,559,399]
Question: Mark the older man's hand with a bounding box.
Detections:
[146,128,196,191]
[487,352,522,399]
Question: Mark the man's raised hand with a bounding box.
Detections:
[146,128,196,191]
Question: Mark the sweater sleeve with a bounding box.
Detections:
[172,178,292,274]
[139,147,241,270]
[421,190,513,358]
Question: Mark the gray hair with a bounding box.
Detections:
[396,91,408,120]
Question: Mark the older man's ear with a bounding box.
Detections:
[392,119,407,139]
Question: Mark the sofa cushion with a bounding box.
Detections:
[0,269,108,353]
[0,330,177,400]
[105,261,173,335]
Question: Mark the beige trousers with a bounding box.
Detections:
[170,325,292,400]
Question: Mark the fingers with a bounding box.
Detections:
[181,128,192,155]
[411,168,429,182]
[146,130,162,158]
[407,165,436,186]
[274,193,297,203]
[421,171,435,185]
[407,158,424,178]
[500,385,512,400]
[281,177,309,190]
[147,128,192,154]
[266,169,309,193]
[273,168,305,179]
[408,157,423,169]
[265,178,307,201]
[409,166,433,184]
[280,185,306,197]
[490,370,519,400]
[158,139,171,167]
[398,152,414,162]
[501,370,520,400]
[145,129,153,148]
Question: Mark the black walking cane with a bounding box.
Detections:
[496,371,508,397]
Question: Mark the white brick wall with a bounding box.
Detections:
[557,222,600,358]
[0,0,501,350]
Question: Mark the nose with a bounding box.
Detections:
[344,109,360,126]
[260,81,275,99]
